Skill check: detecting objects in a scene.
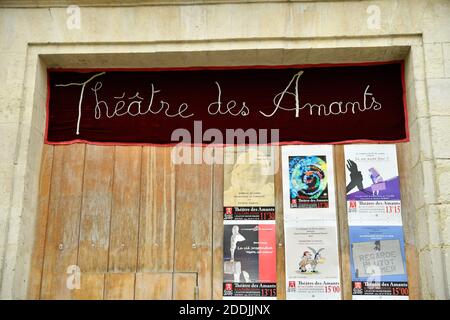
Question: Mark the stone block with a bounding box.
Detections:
[424,43,445,79]
[443,42,450,78]
[427,79,450,116]
[0,123,18,164]
[430,116,450,158]
[436,160,450,204]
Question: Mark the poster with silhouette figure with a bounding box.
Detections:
[344,144,402,225]
[284,220,341,300]
[223,146,276,221]
[282,145,336,220]
[349,225,409,300]
[223,223,277,299]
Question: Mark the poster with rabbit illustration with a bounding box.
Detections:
[284,220,341,300]
[223,222,277,299]
[223,146,276,221]
[344,144,402,225]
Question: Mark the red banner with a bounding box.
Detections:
[46,62,408,146]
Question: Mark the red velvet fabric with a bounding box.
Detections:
[46,62,407,145]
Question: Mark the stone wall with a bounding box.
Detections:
[0,0,449,299]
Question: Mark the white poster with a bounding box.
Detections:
[344,144,402,226]
[224,146,276,221]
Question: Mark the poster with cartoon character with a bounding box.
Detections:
[223,146,276,221]
[282,145,336,221]
[344,144,402,225]
[284,220,341,300]
[223,222,277,299]
[349,225,409,300]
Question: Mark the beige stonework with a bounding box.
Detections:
[0,0,449,299]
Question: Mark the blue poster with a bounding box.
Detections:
[349,225,409,298]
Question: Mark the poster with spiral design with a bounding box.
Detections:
[289,155,329,209]
[282,145,337,221]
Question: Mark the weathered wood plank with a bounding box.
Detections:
[212,147,224,214]
[173,273,197,300]
[72,273,105,300]
[212,147,224,300]
[108,146,142,272]
[135,272,172,300]
[28,144,54,299]
[78,145,114,273]
[274,146,285,300]
[196,247,213,300]
[40,144,86,299]
[104,273,135,300]
[405,243,421,299]
[138,146,175,272]
[174,147,213,299]
[334,145,351,300]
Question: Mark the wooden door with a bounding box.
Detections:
[28,144,420,299]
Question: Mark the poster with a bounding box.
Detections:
[223,222,277,299]
[284,220,341,300]
[344,144,402,225]
[281,145,341,300]
[288,156,329,209]
[223,146,277,299]
[281,145,336,221]
[224,146,276,221]
[349,225,409,300]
